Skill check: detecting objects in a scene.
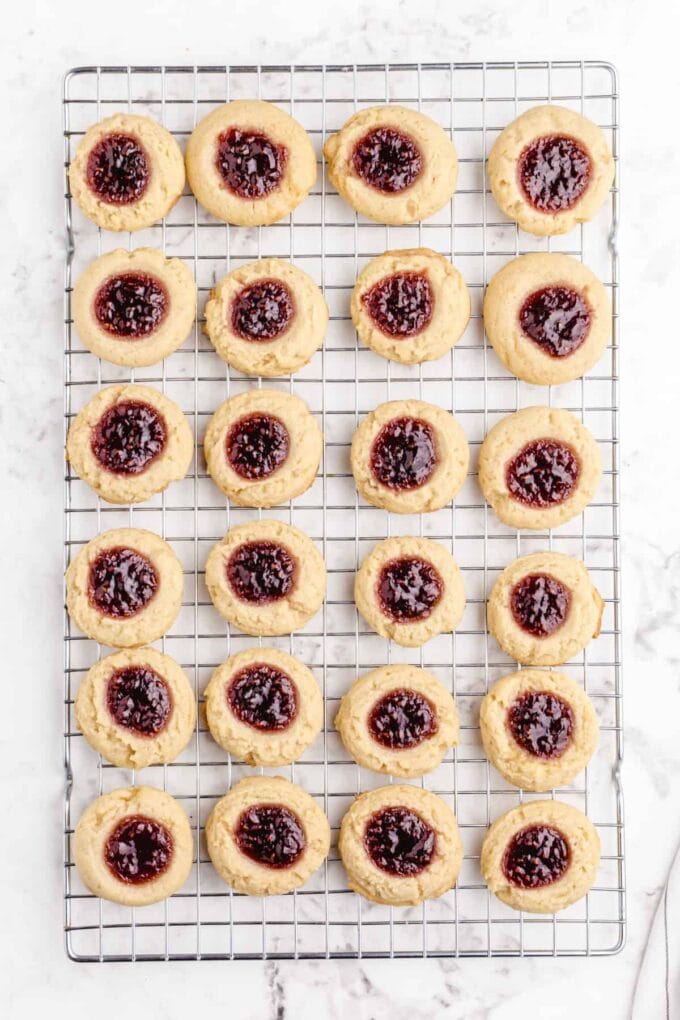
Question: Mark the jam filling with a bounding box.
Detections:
[226,541,295,604]
[94,273,168,339]
[370,417,437,491]
[104,815,173,884]
[215,128,287,199]
[519,286,591,359]
[505,438,581,508]
[368,688,437,749]
[91,400,167,476]
[362,272,433,338]
[86,133,151,205]
[352,127,423,193]
[502,824,570,889]
[226,413,290,480]
[88,546,159,619]
[235,804,306,869]
[364,806,435,876]
[231,279,295,342]
[377,557,443,623]
[510,573,571,638]
[106,665,172,736]
[227,663,298,731]
[507,690,574,759]
[518,134,592,213]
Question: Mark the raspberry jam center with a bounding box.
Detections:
[518,135,592,213]
[94,273,168,339]
[377,557,443,623]
[519,286,591,358]
[235,805,306,869]
[368,688,437,749]
[106,666,172,737]
[511,573,571,637]
[362,272,433,338]
[231,279,295,342]
[226,413,290,480]
[105,815,173,884]
[227,663,298,731]
[86,133,151,205]
[370,417,437,490]
[216,128,287,199]
[505,439,581,508]
[364,806,435,876]
[91,400,167,476]
[507,690,574,759]
[352,127,423,193]
[88,546,159,618]
[226,541,295,604]
[502,825,570,888]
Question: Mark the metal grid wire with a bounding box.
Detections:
[62,61,623,961]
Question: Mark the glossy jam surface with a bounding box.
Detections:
[377,557,443,623]
[518,134,591,213]
[86,133,151,205]
[362,272,433,338]
[235,805,305,869]
[91,400,167,476]
[227,663,298,731]
[216,128,287,198]
[226,413,289,480]
[507,690,574,759]
[368,688,437,749]
[231,279,295,342]
[510,573,571,638]
[505,439,580,508]
[364,806,435,876]
[502,824,570,889]
[370,416,437,491]
[106,666,172,737]
[94,273,168,339]
[104,815,173,884]
[352,127,422,193]
[519,286,591,359]
[226,541,295,604]
[88,546,159,618]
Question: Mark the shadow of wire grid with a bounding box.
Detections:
[62,61,623,961]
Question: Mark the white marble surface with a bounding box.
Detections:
[2,0,680,1016]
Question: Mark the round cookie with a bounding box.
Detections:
[186,100,317,226]
[73,786,193,906]
[324,106,458,225]
[205,776,330,895]
[75,647,196,769]
[484,253,611,386]
[351,399,469,514]
[72,247,196,368]
[205,647,323,766]
[205,520,326,636]
[480,799,600,913]
[335,664,459,778]
[204,258,328,377]
[355,536,465,648]
[66,384,194,505]
[487,551,604,666]
[338,785,463,906]
[478,406,602,530]
[351,248,470,364]
[68,114,185,232]
[488,105,615,237]
[480,669,599,791]
[204,389,322,508]
[66,528,184,648]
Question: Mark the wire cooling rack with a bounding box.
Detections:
[62,61,623,961]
